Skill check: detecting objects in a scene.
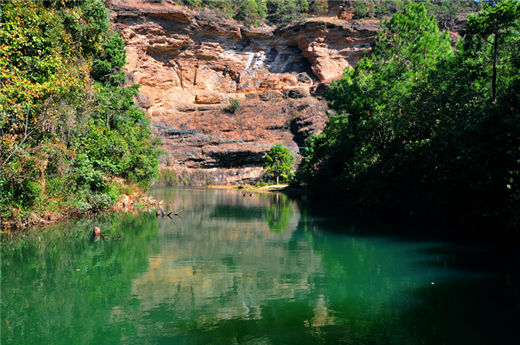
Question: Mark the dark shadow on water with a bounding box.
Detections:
[210,204,265,221]
[403,277,520,345]
[294,193,520,249]
[288,209,520,345]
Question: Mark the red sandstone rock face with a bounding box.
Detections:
[106,0,379,184]
[276,20,379,82]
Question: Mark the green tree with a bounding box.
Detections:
[309,2,452,200]
[301,1,520,228]
[462,0,520,103]
[264,145,296,185]
[91,33,126,86]
[235,0,267,27]
[300,2,448,208]
[266,0,308,25]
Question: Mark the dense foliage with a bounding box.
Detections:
[175,0,481,27]
[300,1,520,229]
[176,0,310,26]
[0,0,160,225]
[352,0,482,26]
[264,145,296,184]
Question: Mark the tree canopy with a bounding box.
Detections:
[264,145,296,185]
[300,0,520,229]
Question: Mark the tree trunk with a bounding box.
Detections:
[492,28,498,103]
[276,175,279,185]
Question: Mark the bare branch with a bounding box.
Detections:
[1,129,34,167]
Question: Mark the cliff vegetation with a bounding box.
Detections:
[173,0,482,27]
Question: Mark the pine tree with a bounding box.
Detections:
[462,0,520,103]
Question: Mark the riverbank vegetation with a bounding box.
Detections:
[0,0,160,228]
[300,1,520,230]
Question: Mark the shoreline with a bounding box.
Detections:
[1,192,162,233]
[1,184,304,233]
[208,184,295,193]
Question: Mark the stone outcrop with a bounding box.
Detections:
[194,93,222,104]
[107,0,380,184]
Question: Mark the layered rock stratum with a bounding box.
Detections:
[107,0,380,184]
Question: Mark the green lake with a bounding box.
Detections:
[1,187,519,345]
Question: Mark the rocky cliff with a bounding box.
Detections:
[107,0,380,184]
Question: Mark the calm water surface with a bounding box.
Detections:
[1,188,519,344]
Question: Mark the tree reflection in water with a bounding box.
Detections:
[264,193,297,234]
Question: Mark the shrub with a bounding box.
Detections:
[158,169,178,186]
[228,98,241,113]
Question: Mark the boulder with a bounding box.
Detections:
[286,87,310,99]
[137,92,152,108]
[297,72,313,84]
[195,94,223,104]
[260,90,284,101]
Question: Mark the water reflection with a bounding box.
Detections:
[1,188,519,345]
[264,193,297,234]
[128,189,311,324]
[1,212,161,345]
[117,189,456,344]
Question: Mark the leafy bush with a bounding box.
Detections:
[227,98,241,113]
[266,0,308,25]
